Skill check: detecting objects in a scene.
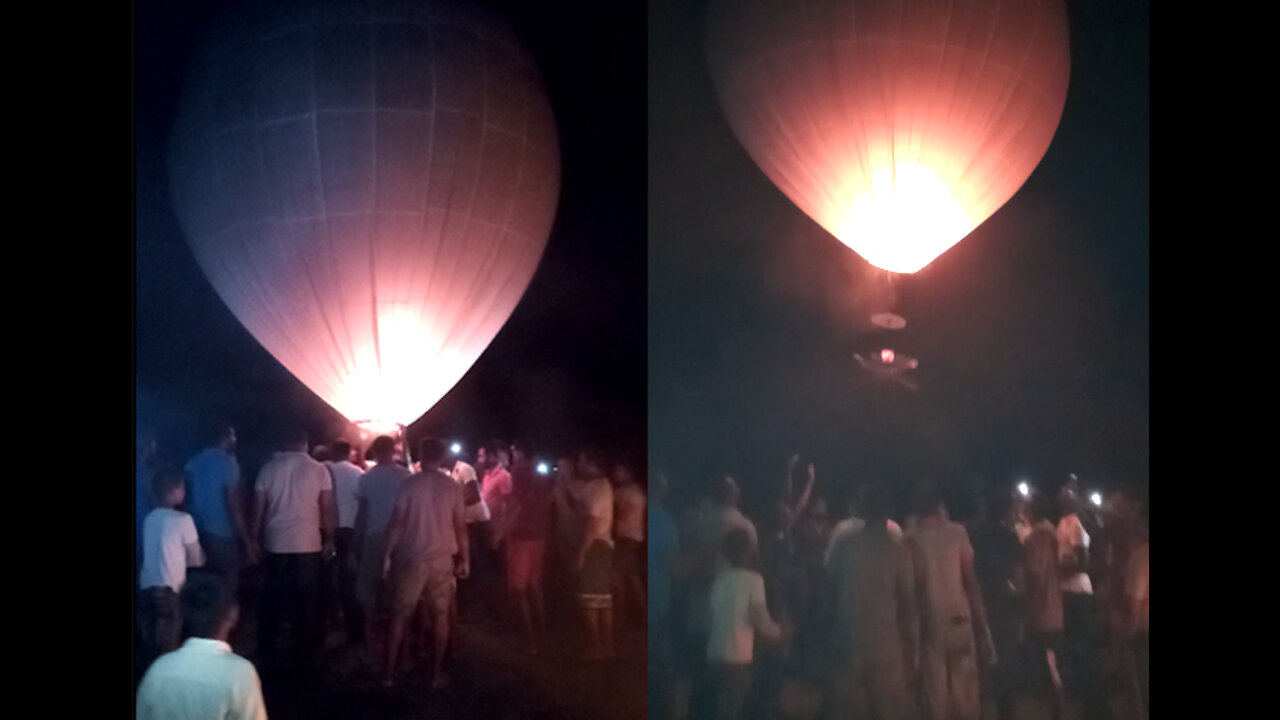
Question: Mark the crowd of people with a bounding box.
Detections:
[647,457,1149,720]
[134,422,647,718]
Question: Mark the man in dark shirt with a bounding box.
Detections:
[966,486,1025,720]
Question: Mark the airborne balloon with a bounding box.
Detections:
[708,0,1071,274]
[168,0,560,429]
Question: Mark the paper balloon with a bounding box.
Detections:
[168,0,560,428]
[708,0,1070,273]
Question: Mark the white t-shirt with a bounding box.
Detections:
[136,638,266,720]
[256,451,333,554]
[1057,514,1094,594]
[452,461,490,524]
[706,567,781,664]
[614,483,647,542]
[823,516,903,567]
[139,508,200,592]
[355,463,412,536]
[327,460,365,529]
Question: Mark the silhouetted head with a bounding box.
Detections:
[370,436,397,464]
[417,437,448,469]
[151,467,186,508]
[722,527,753,568]
[182,573,239,641]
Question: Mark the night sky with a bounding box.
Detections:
[648,0,1149,516]
[135,0,647,475]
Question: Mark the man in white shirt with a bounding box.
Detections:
[907,484,994,720]
[825,482,918,720]
[252,427,335,667]
[136,574,266,720]
[325,440,364,643]
[1056,485,1105,719]
[138,468,206,673]
[823,484,904,568]
[707,527,787,720]
[448,451,489,618]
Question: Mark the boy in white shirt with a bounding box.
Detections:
[707,528,789,720]
[137,468,205,673]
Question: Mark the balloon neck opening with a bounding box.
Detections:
[355,420,405,437]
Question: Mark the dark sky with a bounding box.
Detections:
[135,0,646,473]
[648,0,1149,514]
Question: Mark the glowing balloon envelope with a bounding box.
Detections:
[168,0,560,428]
[708,0,1071,273]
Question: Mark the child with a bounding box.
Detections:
[137,467,205,672]
[706,528,788,720]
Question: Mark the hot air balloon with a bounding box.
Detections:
[707,0,1071,274]
[167,0,560,434]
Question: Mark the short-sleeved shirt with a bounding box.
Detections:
[355,463,412,535]
[707,567,780,664]
[452,461,489,524]
[139,508,200,592]
[1057,514,1093,594]
[256,451,332,554]
[326,460,364,529]
[908,519,974,625]
[391,469,463,563]
[828,524,916,659]
[614,483,647,542]
[824,516,903,567]
[184,448,240,539]
[1024,521,1063,632]
[136,638,266,720]
[483,466,513,535]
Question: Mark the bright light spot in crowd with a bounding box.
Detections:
[1090,492,1102,507]
[833,163,972,274]
[1017,481,1030,497]
[450,442,462,455]
[536,462,550,475]
[881,348,895,364]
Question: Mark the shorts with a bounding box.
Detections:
[577,539,613,609]
[506,539,546,591]
[355,532,388,603]
[391,554,456,616]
